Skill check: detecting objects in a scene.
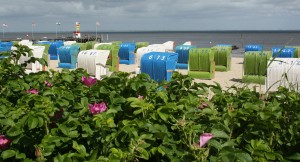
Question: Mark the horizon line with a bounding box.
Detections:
[5,29,300,33]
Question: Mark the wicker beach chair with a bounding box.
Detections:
[175,45,196,69]
[140,52,178,82]
[57,45,80,69]
[188,48,215,79]
[18,45,45,73]
[77,49,110,80]
[118,43,136,65]
[243,51,272,84]
[212,45,232,71]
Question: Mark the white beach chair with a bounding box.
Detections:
[182,41,192,45]
[77,49,110,80]
[19,40,33,46]
[266,58,300,92]
[64,41,76,46]
[162,41,175,52]
[18,45,45,73]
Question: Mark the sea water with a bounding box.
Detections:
[2,31,300,57]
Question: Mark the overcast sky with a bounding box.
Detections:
[1,0,300,32]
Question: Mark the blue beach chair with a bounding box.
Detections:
[118,43,136,64]
[141,52,178,82]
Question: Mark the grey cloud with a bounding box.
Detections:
[1,0,300,31]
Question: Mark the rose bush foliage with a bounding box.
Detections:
[0,45,300,161]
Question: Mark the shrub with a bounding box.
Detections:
[0,46,300,161]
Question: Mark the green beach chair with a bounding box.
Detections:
[96,44,120,72]
[73,43,87,51]
[111,41,122,46]
[242,51,272,84]
[212,46,232,71]
[85,41,98,50]
[188,48,215,79]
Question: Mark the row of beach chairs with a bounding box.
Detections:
[2,40,299,92]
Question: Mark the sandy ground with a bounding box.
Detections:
[47,57,266,93]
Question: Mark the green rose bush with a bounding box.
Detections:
[0,45,300,161]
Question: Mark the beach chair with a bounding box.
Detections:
[162,41,175,52]
[57,45,80,69]
[118,42,136,65]
[47,41,64,60]
[111,41,122,46]
[285,46,300,58]
[73,43,87,52]
[147,44,167,51]
[18,40,33,46]
[135,42,149,52]
[97,44,120,72]
[242,51,272,84]
[212,45,232,71]
[266,58,300,92]
[135,45,166,74]
[93,43,112,49]
[85,41,98,50]
[140,52,178,82]
[33,44,50,71]
[182,41,192,45]
[272,47,297,58]
[175,45,196,69]
[64,41,76,46]
[0,42,13,51]
[77,49,110,80]
[244,44,263,52]
[188,48,215,79]
[18,45,45,73]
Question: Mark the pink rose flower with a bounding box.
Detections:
[0,135,11,150]
[89,101,107,115]
[138,95,144,100]
[26,88,39,94]
[82,76,97,87]
[200,133,213,147]
[44,81,52,87]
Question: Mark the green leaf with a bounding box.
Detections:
[259,112,272,120]
[157,108,169,121]
[63,92,74,101]
[211,130,229,139]
[7,126,23,136]
[236,152,252,161]
[107,117,116,128]
[157,147,165,156]
[72,141,87,156]
[68,131,79,138]
[62,75,73,83]
[54,153,73,162]
[0,119,14,126]
[15,152,26,159]
[27,116,39,130]
[100,86,110,94]
[81,97,88,108]
[43,90,54,96]
[157,91,168,103]
[1,150,16,159]
[287,153,300,160]
[209,139,222,150]
[137,147,149,160]
[106,108,118,114]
